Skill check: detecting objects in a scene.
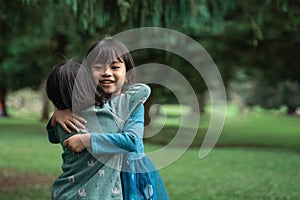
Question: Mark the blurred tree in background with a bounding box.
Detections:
[0,0,299,119]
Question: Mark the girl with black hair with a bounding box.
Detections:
[46,38,169,200]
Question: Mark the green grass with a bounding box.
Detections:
[0,118,61,199]
[0,104,300,199]
[220,113,300,148]
[0,120,61,175]
[146,104,300,149]
[157,146,300,199]
[0,185,52,200]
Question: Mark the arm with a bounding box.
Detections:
[63,83,151,153]
[46,84,149,135]
[64,105,145,154]
[90,105,144,154]
[109,83,151,120]
[46,117,59,144]
[45,109,87,143]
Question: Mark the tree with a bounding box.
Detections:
[2,0,299,118]
[0,1,47,116]
[275,80,300,114]
[198,0,300,114]
[0,1,90,118]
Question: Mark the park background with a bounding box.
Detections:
[0,1,299,199]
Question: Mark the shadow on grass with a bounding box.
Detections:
[0,168,55,199]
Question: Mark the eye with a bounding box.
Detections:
[92,65,104,70]
[111,65,120,70]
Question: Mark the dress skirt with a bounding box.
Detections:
[121,155,170,200]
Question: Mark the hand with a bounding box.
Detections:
[63,134,91,153]
[51,109,87,133]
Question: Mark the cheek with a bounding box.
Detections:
[92,72,100,83]
[120,72,127,83]
[121,69,127,80]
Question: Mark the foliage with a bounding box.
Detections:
[0,1,91,92]
[275,80,300,113]
[1,0,300,116]
[1,1,50,90]
[231,70,300,113]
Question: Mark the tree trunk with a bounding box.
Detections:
[40,91,49,121]
[198,93,206,113]
[287,106,297,115]
[229,82,247,113]
[0,86,8,117]
[190,93,206,114]
[40,79,49,121]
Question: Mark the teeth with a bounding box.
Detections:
[101,80,113,83]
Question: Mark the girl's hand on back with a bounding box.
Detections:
[63,134,91,153]
[52,109,87,133]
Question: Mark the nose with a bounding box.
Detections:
[101,66,112,76]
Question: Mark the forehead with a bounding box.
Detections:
[92,58,124,66]
[111,58,124,64]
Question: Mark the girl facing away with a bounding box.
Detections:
[46,38,169,200]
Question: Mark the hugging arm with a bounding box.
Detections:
[63,105,144,154]
[47,83,150,153]
[46,109,87,143]
[90,105,144,154]
[46,118,59,144]
[46,83,149,140]
[87,84,150,154]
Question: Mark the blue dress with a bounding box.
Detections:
[90,106,169,200]
[47,83,169,200]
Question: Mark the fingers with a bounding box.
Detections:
[57,117,84,133]
[63,135,86,153]
[65,119,81,133]
[63,138,68,147]
[73,114,87,125]
[54,109,87,133]
[63,138,77,152]
[72,117,86,130]
[61,123,72,133]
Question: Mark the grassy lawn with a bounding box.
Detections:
[0,104,299,199]
[0,118,61,175]
[158,146,300,199]
[146,104,300,149]
[0,118,60,199]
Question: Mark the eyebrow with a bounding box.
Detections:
[92,64,104,67]
[111,60,122,64]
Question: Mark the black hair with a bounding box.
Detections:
[83,38,135,91]
[46,59,107,113]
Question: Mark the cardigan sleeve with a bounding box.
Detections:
[45,117,60,144]
[90,83,150,154]
[108,83,150,122]
[91,105,144,154]
[126,83,151,116]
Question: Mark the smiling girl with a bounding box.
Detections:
[47,39,169,200]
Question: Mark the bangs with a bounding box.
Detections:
[84,40,128,67]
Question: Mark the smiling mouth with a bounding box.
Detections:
[99,80,115,87]
[100,80,114,84]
